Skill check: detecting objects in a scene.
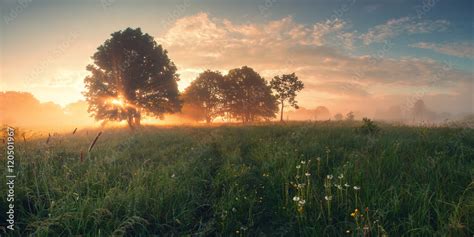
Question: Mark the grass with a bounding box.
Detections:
[1,122,473,236]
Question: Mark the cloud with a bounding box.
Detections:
[361,17,450,45]
[156,13,470,115]
[410,41,474,59]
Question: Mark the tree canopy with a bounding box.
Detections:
[270,73,304,121]
[83,28,181,128]
[182,70,225,123]
[222,66,278,123]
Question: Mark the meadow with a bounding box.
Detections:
[1,122,473,236]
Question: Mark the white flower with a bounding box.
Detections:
[353,186,361,191]
[297,183,305,188]
[298,199,306,206]
[335,184,342,190]
[338,174,344,179]
[344,183,350,188]
[171,173,176,178]
[324,195,333,201]
[296,165,301,169]
[300,160,306,164]
[305,172,311,177]
[293,196,300,202]
[327,175,333,180]
[316,157,321,161]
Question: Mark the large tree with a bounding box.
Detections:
[222,66,278,122]
[83,28,181,128]
[270,73,304,122]
[182,70,225,123]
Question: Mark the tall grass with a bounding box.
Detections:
[0,122,472,236]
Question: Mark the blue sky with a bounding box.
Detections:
[1,0,473,115]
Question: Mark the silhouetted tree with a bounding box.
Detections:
[83,28,181,128]
[223,66,278,122]
[334,113,343,121]
[270,73,304,121]
[314,106,330,120]
[182,70,225,123]
[346,111,355,121]
[412,99,427,121]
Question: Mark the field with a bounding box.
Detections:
[1,122,473,236]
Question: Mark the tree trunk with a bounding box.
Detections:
[134,113,141,127]
[127,115,134,129]
[280,100,284,122]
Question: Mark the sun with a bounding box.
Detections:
[110,98,125,107]
[106,95,126,108]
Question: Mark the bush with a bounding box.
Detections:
[358,117,380,135]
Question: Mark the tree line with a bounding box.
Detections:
[83,28,304,128]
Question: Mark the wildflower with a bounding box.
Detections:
[324,195,332,201]
[316,157,321,161]
[293,196,300,202]
[295,175,300,179]
[296,165,301,169]
[305,172,311,177]
[351,208,359,218]
[232,207,237,213]
[171,173,176,178]
[298,199,306,206]
[338,174,344,179]
[327,174,333,180]
[344,183,350,188]
[335,184,342,190]
[300,160,306,164]
[353,186,360,191]
[297,183,305,188]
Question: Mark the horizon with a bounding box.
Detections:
[1,0,473,128]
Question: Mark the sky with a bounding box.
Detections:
[1,0,473,124]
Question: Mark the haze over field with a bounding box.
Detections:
[1,0,473,129]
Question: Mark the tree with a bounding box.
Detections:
[182,70,225,123]
[270,73,304,122]
[83,28,181,128]
[223,66,278,123]
[314,106,331,120]
[346,111,355,121]
[412,99,427,121]
[334,113,343,121]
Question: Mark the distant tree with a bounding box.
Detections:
[314,106,331,120]
[270,73,304,122]
[334,113,343,121]
[83,28,181,129]
[223,66,278,122]
[412,99,427,121]
[182,70,225,123]
[346,111,355,121]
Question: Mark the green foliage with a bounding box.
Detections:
[83,28,181,128]
[222,66,278,122]
[181,70,225,123]
[270,73,304,121]
[358,118,381,135]
[1,123,472,236]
